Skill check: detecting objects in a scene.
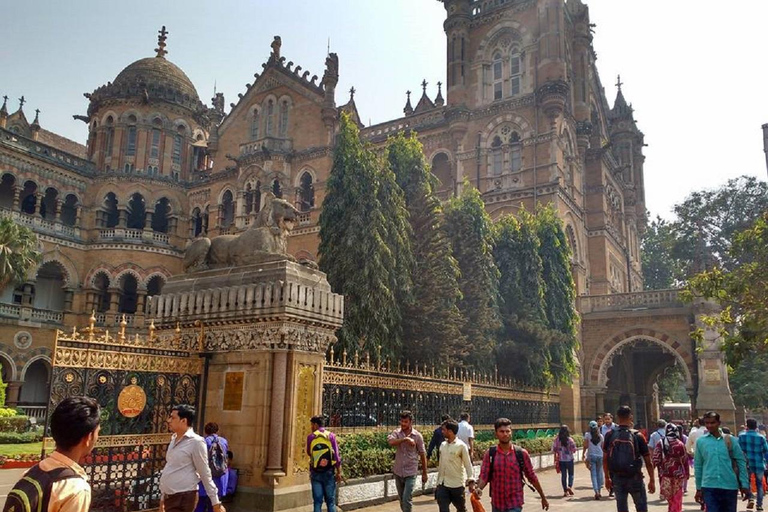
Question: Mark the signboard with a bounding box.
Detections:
[223,372,245,411]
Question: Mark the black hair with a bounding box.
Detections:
[558,424,570,447]
[400,410,413,421]
[617,405,632,420]
[722,427,731,435]
[50,397,100,450]
[494,417,512,431]
[172,404,196,426]
[227,450,234,459]
[310,415,325,427]
[747,418,758,430]
[460,412,470,421]
[204,422,219,435]
[442,419,459,435]
[702,411,720,422]
[441,414,451,422]
[589,424,600,445]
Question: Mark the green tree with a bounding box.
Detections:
[536,205,579,384]
[318,114,409,358]
[0,217,40,290]
[728,353,768,410]
[444,184,500,370]
[641,216,684,290]
[387,133,464,368]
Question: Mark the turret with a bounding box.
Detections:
[440,0,472,106]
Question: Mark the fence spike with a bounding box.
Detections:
[365,351,371,369]
[376,345,382,371]
[354,351,359,367]
[342,348,347,367]
[149,319,156,341]
[329,345,335,364]
[119,314,127,342]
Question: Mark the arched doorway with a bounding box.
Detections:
[34,261,67,311]
[0,174,16,209]
[118,274,139,314]
[431,153,452,197]
[19,359,50,406]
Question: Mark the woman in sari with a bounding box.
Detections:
[652,423,689,512]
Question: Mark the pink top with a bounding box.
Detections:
[388,427,426,477]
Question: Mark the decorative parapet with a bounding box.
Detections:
[578,289,683,314]
[239,136,293,157]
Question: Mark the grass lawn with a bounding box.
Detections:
[0,442,43,457]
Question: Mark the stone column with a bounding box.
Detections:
[264,351,288,483]
[144,212,154,231]
[12,186,20,211]
[118,209,128,228]
[54,199,62,221]
[108,288,120,314]
[33,193,41,217]
[5,382,22,407]
[63,289,74,312]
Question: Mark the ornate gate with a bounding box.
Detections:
[45,316,203,511]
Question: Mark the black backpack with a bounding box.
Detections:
[3,465,80,512]
[606,427,642,477]
[209,435,228,478]
[487,445,536,492]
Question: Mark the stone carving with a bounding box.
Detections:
[183,193,298,272]
[202,324,336,353]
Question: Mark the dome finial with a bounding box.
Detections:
[616,74,623,92]
[155,26,169,58]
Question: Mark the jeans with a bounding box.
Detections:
[701,488,738,512]
[395,475,417,512]
[310,471,337,512]
[560,460,575,491]
[492,508,522,512]
[588,455,604,493]
[435,484,466,512]
[612,474,648,512]
[750,470,765,507]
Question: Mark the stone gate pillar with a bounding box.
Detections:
[151,261,343,512]
[692,299,736,428]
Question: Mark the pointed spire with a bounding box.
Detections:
[155,26,169,58]
[0,95,8,117]
[403,90,413,116]
[414,79,436,114]
[18,96,25,111]
[31,109,40,129]
[421,79,428,94]
[434,81,444,106]
[611,74,633,120]
[349,86,356,102]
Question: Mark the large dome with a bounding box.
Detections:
[114,57,199,102]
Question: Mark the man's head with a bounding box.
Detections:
[460,412,470,422]
[400,410,413,431]
[310,415,325,430]
[616,405,633,425]
[702,411,721,436]
[747,418,758,430]
[204,422,219,436]
[227,450,234,461]
[693,418,701,428]
[168,404,195,434]
[441,419,459,440]
[656,419,667,430]
[494,417,513,445]
[441,414,450,422]
[596,416,604,427]
[603,413,614,425]
[50,397,101,455]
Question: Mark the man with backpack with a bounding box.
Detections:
[738,418,768,511]
[475,417,549,511]
[4,396,100,512]
[603,405,656,512]
[306,415,342,512]
[160,405,225,512]
[694,411,749,512]
[195,422,229,512]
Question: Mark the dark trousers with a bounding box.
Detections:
[612,474,648,512]
[559,460,575,490]
[435,484,466,512]
[702,488,738,512]
[163,490,198,512]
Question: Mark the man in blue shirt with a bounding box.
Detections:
[739,418,768,511]
[694,411,749,512]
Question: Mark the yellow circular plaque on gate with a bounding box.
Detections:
[118,385,147,418]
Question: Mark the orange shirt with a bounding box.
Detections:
[31,451,91,512]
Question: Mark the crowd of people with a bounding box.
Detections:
[5,399,768,512]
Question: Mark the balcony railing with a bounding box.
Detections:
[578,289,683,314]
[17,406,46,421]
[0,303,63,324]
[240,136,293,156]
[98,228,170,244]
[0,207,80,239]
[94,313,139,327]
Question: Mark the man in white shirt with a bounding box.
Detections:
[160,404,225,512]
[436,418,474,512]
[601,413,616,437]
[648,419,667,451]
[457,413,475,458]
[686,418,704,456]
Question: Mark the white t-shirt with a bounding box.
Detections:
[601,423,616,436]
[457,420,475,447]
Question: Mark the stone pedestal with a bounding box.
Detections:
[692,299,736,428]
[149,261,343,512]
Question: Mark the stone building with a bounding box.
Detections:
[0,1,715,430]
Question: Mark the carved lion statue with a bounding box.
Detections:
[183,193,299,272]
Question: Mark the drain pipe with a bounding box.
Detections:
[763,124,768,178]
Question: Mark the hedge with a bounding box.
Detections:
[0,431,42,444]
[337,431,582,479]
[0,408,19,419]
[0,416,30,434]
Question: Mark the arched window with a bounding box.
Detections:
[298,172,314,212]
[104,192,119,228]
[510,52,521,96]
[150,128,161,159]
[431,153,452,193]
[19,359,50,405]
[0,174,16,209]
[566,225,579,263]
[118,274,138,314]
[126,118,137,156]
[272,179,282,198]
[127,193,146,230]
[40,187,58,220]
[146,275,164,313]
[510,132,522,172]
[221,191,235,228]
[20,181,37,215]
[251,108,260,140]
[493,53,503,100]
[191,207,203,237]
[94,273,110,313]
[152,197,170,233]
[491,136,503,176]
[34,262,66,311]
[172,134,183,165]
[244,184,254,215]
[265,100,275,136]
[279,100,289,137]
[104,116,114,159]
[60,194,78,227]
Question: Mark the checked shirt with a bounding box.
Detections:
[738,430,768,473]
[479,444,539,510]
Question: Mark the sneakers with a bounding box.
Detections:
[756,506,763,512]
[748,499,755,510]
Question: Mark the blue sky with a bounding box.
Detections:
[2,1,766,219]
